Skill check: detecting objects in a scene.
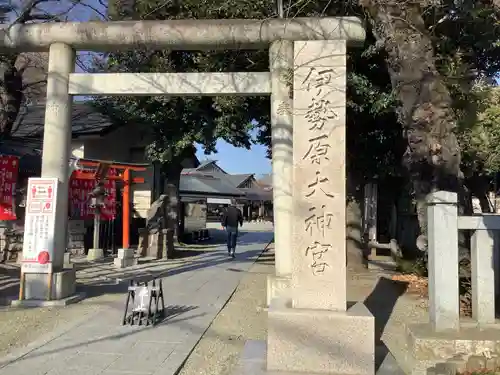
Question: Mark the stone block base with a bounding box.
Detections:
[367,255,397,272]
[114,248,138,269]
[19,269,77,301]
[396,322,500,375]
[233,341,394,375]
[87,248,104,261]
[11,292,85,307]
[267,299,375,375]
[117,248,134,259]
[63,253,74,269]
[266,275,291,306]
[114,256,138,269]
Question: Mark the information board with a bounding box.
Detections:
[21,178,58,274]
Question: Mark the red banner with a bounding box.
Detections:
[68,169,117,220]
[0,155,19,220]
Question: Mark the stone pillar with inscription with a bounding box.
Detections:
[267,40,294,306]
[266,40,375,375]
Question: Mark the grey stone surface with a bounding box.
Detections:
[0,18,365,52]
[426,191,460,332]
[22,269,76,300]
[88,248,105,261]
[269,40,293,281]
[470,229,496,324]
[267,300,375,375]
[0,230,273,375]
[235,340,398,375]
[266,274,291,306]
[291,40,347,312]
[10,292,85,307]
[39,43,75,270]
[400,322,500,374]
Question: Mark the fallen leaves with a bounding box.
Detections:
[392,273,428,298]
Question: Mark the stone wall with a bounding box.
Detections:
[0,219,86,262]
[431,353,500,374]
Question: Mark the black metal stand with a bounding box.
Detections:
[122,279,165,326]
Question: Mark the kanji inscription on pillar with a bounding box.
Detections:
[291,40,347,311]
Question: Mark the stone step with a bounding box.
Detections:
[368,259,397,271]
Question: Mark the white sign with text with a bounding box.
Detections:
[21,178,58,274]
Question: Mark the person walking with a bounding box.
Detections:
[221,201,243,258]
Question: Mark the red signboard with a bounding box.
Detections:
[68,169,117,220]
[0,155,19,220]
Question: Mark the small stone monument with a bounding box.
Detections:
[141,195,175,259]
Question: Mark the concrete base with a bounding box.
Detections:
[15,269,77,301]
[266,275,291,306]
[267,299,375,375]
[11,292,86,307]
[117,248,134,259]
[233,341,404,375]
[63,252,74,269]
[396,322,500,375]
[87,248,104,261]
[114,256,139,268]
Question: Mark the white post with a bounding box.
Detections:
[93,213,101,249]
[269,40,293,278]
[41,43,75,269]
[471,229,496,324]
[427,191,460,331]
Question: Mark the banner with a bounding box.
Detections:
[68,168,117,220]
[0,155,19,220]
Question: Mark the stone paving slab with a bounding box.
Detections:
[0,230,273,375]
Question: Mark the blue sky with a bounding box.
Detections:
[196,141,271,175]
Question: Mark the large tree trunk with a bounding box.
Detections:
[346,174,366,269]
[0,57,23,139]
[161,145,197,243]
[361,0,462,250]
[347,198,366,269]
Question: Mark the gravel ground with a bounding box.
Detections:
[0,298,102,357]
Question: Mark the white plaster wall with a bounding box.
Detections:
[75,124,154,218]
[71,142,84,158]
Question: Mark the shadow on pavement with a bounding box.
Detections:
[363,276,408,371]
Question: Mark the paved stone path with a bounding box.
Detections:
[0,230,273,375]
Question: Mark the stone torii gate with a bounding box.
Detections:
[0,17,374,374]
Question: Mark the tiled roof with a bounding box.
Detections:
[0,140,42,173]
[11,102,114,138]
[180,173,244,197]
[222,173,253,188]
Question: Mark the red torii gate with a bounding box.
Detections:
[72,159,147,249]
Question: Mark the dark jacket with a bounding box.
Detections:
[222,205,243,228]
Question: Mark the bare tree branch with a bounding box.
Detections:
[22,78,45,89]
[12,0,50,25]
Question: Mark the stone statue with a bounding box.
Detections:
[146,194,167,232]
